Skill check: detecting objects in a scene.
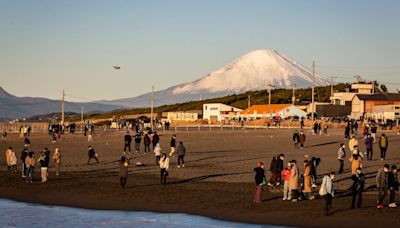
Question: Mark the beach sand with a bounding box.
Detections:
[1,128,399,227]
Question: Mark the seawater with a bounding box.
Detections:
[0,199,282,228]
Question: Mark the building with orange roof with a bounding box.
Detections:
[241,104,307,119]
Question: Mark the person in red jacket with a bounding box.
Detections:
[282,162,292,200]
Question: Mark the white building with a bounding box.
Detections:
[203,103,243,121]
[371,105,400,120]
[330,83,373,106]
[163,111,200,121]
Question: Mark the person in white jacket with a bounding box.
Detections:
[154,143,162,166]
[319,172,336,216]
[159,153,169,184]
[5,147,17,172]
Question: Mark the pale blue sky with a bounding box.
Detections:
[1,0,399,101]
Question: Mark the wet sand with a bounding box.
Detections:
[1,128,400,227]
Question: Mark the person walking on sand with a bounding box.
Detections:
[299,131,306,149]
[254,162,266,203]
[144,133,151,153]
[53,148,61,176]
[351,167,365,209]
[25,152,35,183]
[1,130,7,143]
[378,134,389,160]
[292,131,300,149]
[124,131,132,153]
[376,164,390,209]
[87,146,99,164]
[337,143,346,174]
[388,165,398,208]
[319,172,335,216]
[349,135,359,151]
[5,147,17,172]
[88,128,93,142]
[154,143,162,166]
[134,132,141,153]
[289,160,299,202]
[159,153,169,185]
[282,162,292,200]
[177,141,186,168]
[119,156,129,189]
[303,160,314,200]
[38,149,49,182]
[21,148,28,178]
[24,137,31,147]
[169,135,176,157]
[364,133,374,160]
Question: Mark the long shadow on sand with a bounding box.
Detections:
[170,171,253,184]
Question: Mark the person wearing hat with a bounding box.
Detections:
[254,161,266,203]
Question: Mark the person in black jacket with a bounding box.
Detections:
[87,146,99,164]
[169,135,176,157]
[39,148,50,182]
[124,131,132,153]
[292,131,300,149]
[351,167,365,209]
[152,132,160,150]
[254,162,266,203]
[268,154,284,187]
[144,134,151,153]
[20,148,28,178]
[134,133,141,153]
[388,165,398,208]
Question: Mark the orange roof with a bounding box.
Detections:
[241,104,291,115]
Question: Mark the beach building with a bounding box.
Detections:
[162,111,201,121]
[350,93,400,119]
[202,103,242,121]
[371,105,400,120]
[330,83,373,106]
[241,104,307,119]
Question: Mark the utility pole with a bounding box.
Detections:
[61,89,65,125]
[151,85,154,131]
[311,61,315,123]
[292,82,296,105]
[248,95,251,108]
[81,105,84,123]
[330,76,337,98]
[267,83,272,105]
[372,80,375,94]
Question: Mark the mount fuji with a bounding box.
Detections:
[106,49,329,107]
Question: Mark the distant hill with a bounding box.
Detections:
[0,86,123,121]
[101,49,329,108]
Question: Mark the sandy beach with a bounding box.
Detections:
[1,128,400,227]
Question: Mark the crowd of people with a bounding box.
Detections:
[254,121,399,216]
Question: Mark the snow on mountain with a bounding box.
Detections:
[172,49,327,95]
[105,49,329,107]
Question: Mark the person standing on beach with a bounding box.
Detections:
[388,165,398,208]
[38,149,50,182]
[88,127,94,142]
[349,135,359,151]
[154,143,162,165]
[20,148,28,178]
[378,134,389,160]
[319,172,335,216]
[5,147,17,172]
[152,132,159,150]
[349,154,362,174]
[1,130,7,143]
[144,133,151,153]
[25,152,35,183]
[24,137,31,147]
[376,164,390,209]
[134,132,141,153]
[254,162,266,203]
[289,160,299,202]
[177,141,186,168]
[282,162,292,200]
[364,134,374,160]
[119,156,129,189]
[169,135,176,157]
[159,153,169,185]
[53,148,61,176]
[345,124,351,140]
[124,131,132,153]
[303,160,313,200]
[351,167,365,209]
[87,146,99,164]
[292,131,300,149]
[299,131,306,149]
[268,154,284,187]
[337,143,346,174]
